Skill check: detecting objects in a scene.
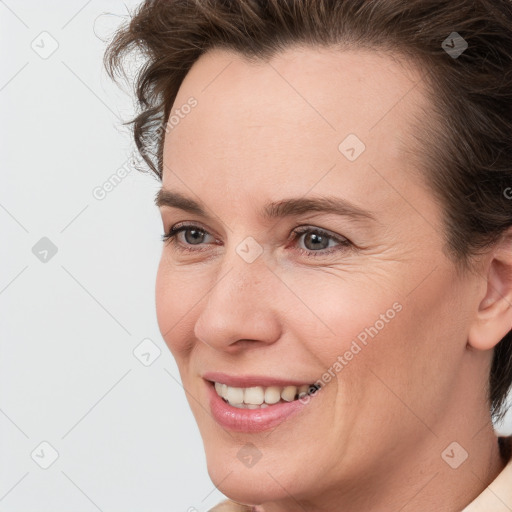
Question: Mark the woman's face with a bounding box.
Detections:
[155,47,486,506]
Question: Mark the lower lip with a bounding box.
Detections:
[206,381,315,432]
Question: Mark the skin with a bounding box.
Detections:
[155,46,511,511]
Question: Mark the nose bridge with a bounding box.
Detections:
[212,233,270,301]
[194,243,280,348]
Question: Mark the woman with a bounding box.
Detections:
[104,1,512,510]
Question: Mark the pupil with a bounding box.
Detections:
[185,229,204,245]
[305,232,328,250]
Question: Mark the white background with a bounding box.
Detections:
[1,1,221,510]
[1,1,511,511]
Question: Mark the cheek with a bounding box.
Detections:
[287,268,450,414]
[155,257,203,358]
[285,268,403,363]
[341,267,468,427]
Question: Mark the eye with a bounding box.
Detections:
[161,223,217,252]
[290,226,352,257]
[161,223,352,258]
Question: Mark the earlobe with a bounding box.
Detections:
[468,234,512,351]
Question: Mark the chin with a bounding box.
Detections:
[203,441,312,506]
[206,459,285,505]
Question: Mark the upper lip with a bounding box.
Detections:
[203,371,314,388]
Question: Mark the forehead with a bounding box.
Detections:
[161,45,431,218]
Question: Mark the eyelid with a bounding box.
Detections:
[162,222,219,245]
[290,225,350,244]
[289,225,352,257]
[162,222,353,258]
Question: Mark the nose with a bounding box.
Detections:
[193,247,282,353]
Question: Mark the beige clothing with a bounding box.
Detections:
[462,435,512,512]
[209,435,512,512]
[209,502,253,511]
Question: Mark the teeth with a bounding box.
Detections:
[264,386,282,404]
[213,381,317,407]
[281,386,297,402]
[298,384,309,399]
[244,386,264,405]
[225,386,244,404]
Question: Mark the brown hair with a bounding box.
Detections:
[104,0,512,423]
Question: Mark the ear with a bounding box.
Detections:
[468,229,512,351]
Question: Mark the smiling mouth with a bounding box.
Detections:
[211,381,320,409]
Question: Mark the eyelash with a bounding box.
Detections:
[161,223,352,258]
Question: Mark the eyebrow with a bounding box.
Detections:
[155,189,376,223]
